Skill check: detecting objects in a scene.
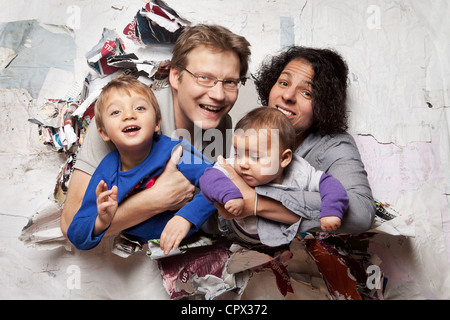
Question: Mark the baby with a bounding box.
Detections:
[199,107,349,244]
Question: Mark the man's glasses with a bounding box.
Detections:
[183,68,245,91]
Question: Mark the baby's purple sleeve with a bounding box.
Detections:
[199,167,243,204]
[318,173,349,219]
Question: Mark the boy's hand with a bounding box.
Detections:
[224,198,244,216]
[159,215,191,255]
[320,216,341,232]
[94,180,118,236]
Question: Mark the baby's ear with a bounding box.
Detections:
[280,149,293,168]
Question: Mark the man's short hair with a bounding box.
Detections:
[171,24,251,80]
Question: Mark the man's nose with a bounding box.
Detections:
[208,82,226,101]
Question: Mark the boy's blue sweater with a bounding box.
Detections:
[67,135,214,250]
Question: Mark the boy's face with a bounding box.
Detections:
[232,130,292,187]
[170,45,241,132]
[98,89,161,155]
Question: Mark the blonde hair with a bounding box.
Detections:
[94,74,161,131]
[171,24,251,80]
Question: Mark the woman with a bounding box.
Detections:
[216,46,375,243]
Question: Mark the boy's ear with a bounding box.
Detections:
[155,117,162,133]
[98,127,111,142]
[280,149,293,169]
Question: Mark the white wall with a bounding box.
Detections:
[0,0,449,299]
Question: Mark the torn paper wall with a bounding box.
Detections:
[295,0,432,146]
[0,20,76,99]
[1,0,450,300]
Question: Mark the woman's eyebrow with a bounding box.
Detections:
[280,71,292,78]
[281,71,313,86]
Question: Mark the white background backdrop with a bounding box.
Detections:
[0,0,449,299]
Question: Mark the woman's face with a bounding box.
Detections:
[268,59,314,136]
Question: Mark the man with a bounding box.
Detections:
[60,24,251,238]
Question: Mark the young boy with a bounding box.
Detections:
[199,107,349,245]
[67,74,215,254]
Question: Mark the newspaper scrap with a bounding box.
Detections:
[19,198,72,251]
[157,241,242,300]
[28,98,89,153]
[369,199,415,237]
[112,234,145,258]
[226,245,294,296]
[123,0,190,46]
[86,28,126,77]
[147,235,214,260]
[374,200,401,223]
[303,233,386,300]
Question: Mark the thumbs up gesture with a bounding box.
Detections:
[153,145,196,211]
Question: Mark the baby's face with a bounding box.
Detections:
[232,130,286,187]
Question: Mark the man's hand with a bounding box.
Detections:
[152,145,196,211]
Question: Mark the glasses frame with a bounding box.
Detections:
[182,68,246,90]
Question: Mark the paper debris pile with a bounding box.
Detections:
[154,235,295,300]
[110,231,387,300]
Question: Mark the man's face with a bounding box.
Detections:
[170,45,241,131]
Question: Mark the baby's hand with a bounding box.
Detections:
[320,216,341,232]
[160,215,192,255]
[224,198,244,216]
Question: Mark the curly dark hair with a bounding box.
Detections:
[253,46,349,135]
